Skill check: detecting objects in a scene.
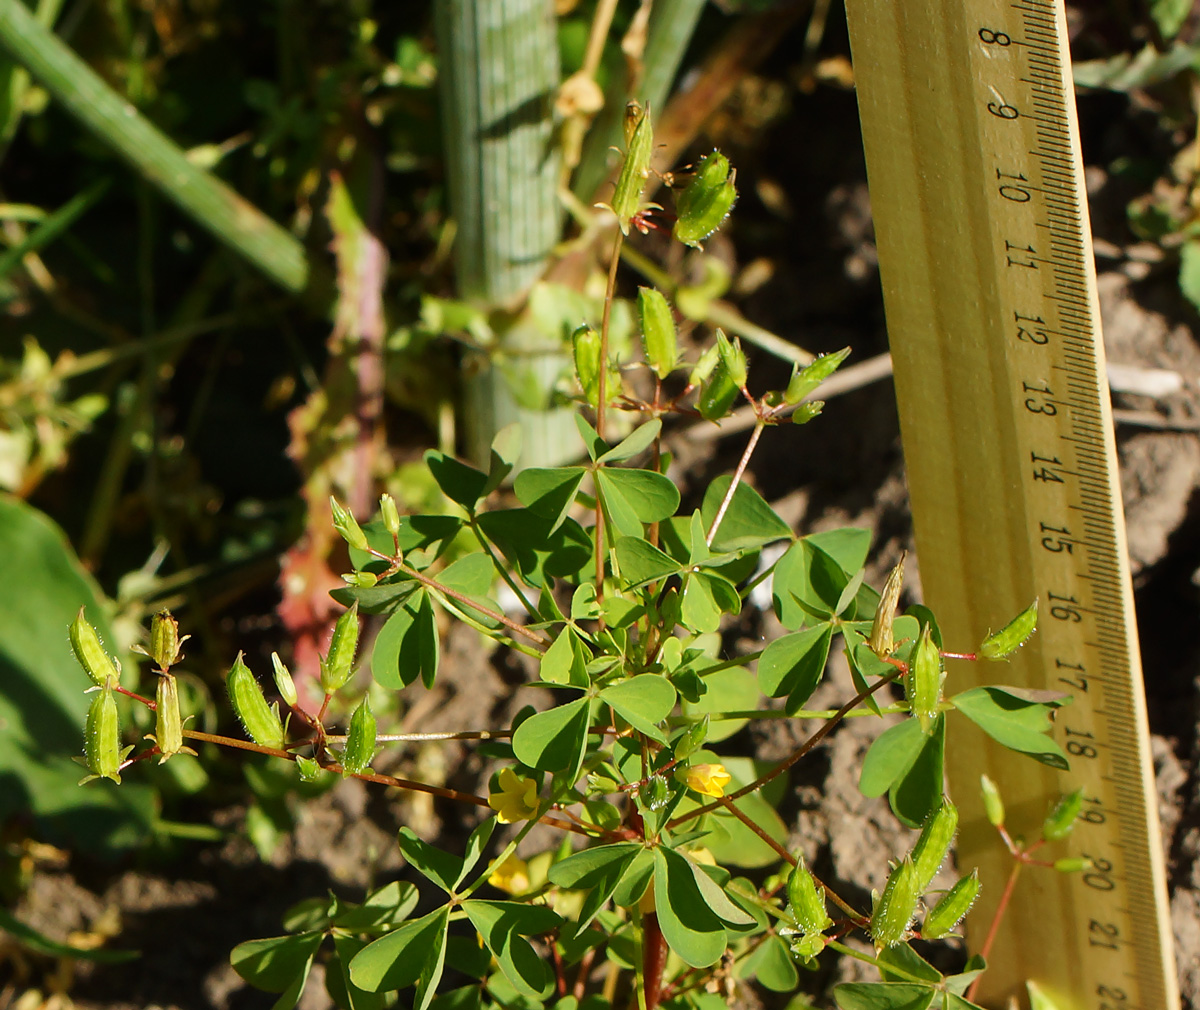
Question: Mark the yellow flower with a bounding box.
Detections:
[488,767,540,824]
[682,762,731,798]
[487,853,531,894]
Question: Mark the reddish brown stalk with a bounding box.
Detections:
[705,419,764,548]
[966,862,1022,1003]
[641,911,668,1010]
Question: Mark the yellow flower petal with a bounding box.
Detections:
[488,767,540,824]
[683,762,731,798]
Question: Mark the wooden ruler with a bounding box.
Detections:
[842,1,1179,1007]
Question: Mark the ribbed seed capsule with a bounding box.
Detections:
[869,857,920,950]
[673,150,737,248]
[868,554,906,658]
[227,653,285,749]
[786,858,832,935]
[921,870,980,940]
[609,101,654,234]
[980,774,1006,827]
[70,607,120,688]
[148,610,186,671]
[271,652,298,708]
[911,800,958,891]
[791,401,824,426]
[150,672,195,763]
[980,599,1038,660]
[1043,788,1084,841]
[81,684,127,784]
[716,331,747,390]
[688,343,720,389]
[320,601,360,695]
[785,347,851,405]
[1053,857,1092,874]
[572,325,602,406]
[698,348,739,422]
[637,287,677,379]
[380,493,401,540]
[906,624,943,734]
[330,496,370,552]
[341,697,377,778]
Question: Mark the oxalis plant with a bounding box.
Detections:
[69,105,1091,1010]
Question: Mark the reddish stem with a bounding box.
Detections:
[641,911,667,1010]
[966,861,1022,1003]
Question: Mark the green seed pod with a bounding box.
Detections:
[330,496,370,553]
[341,697,377,778]
[921,870,980,940]
[980,774,1006,827]
[271,652,298,708]
[1043,788,1084,842]
[227,653,285,749]
[905,624,943,733]
[637,287,677,379]
[716,331,748,389]
[786,858,832,935]
[572,324,602,406]
[911,800,958,891]
[980,599,1038,660]
[1053,857,1092,874]
[147,610,187,671]
[320,601,361,695]
[70,607,121,688]
[789,932,825,964]
[673,150,737,248]
[673,714,710,763]
[698,344,739,422]
[870,857,920,950]
[868,554,906,658]
[687,342,720,389]
[150,672,195,763]
[785,348,851,405]
[295,755,324,782]
[81,684,127,784]
[380,493,401,540]
[791,401,824,425]
[609,101,654,235]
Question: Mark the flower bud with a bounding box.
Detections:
[148,610,187,671]
[320,601,360,695]
[911,800,958,892]
[673,150,737,249]
[786,858,832,935]
[784,348,850,405]
[81,684,129,784]
[330,496,370,552]
[150,672,195,763]
[921,870,980,939]
[227,653,285,750]
[679,762,731,799]
[905,624,943,733]
[688,343,719,389]
[791,401,824,425]
[980,599,1038,660]
[380,493,401,540]
[341,697,377,777]
[716,331,748,390]
[980,774,1005,827]
[869,857,920,950]
[271,652,298,707]
[638,287,677,379]
[868,554,905,658]
[698,349,739,422]
[341,570,378,588]
[1053,857,1092,874]
[609,101,654,235]
[1042,788,1084,842]
[70,607,121,688]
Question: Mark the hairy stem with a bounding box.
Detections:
[706,419,764,547]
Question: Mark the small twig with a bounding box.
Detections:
[966,862,1022,1003]
[403,563,549,649]
[706,419,764,547]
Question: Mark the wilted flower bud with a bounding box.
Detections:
[607,101,654,235]
[980,599,1038,660]
[70,607,121,688]
[869,857,920,950]
[911,800,958,892]
[921,870,980,939]
[341,697,377,778]
[320,601,360,695]
[330,496,370,553]
[227,653,285,750]
[868,554,905,658]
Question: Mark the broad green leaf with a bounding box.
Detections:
[904,605,942,649]
[370,596,423,690]
[653,847,728,967]
[539,630,576,685]
[614,536,680,588]
[0,908,138,963]
[682,666,759,743]
[574,413,605,460]
[757,624,832,711]
[424,451,488,509]
[600,676,677,742]
[742,934,798,991]
[397,827,465,893]
[476,510,592,588]
[459,818,498,887]
[571,583,602,621]
[231,931,324,992]
[271,955,314,1010]
[0,496,154,852]
[680,571,740,634]
[331,577,420,614]
[430,985,484,1010]
[512,697,591,778]
[612,846,655,907]
[597,419,662,464]
[877,943,942,984]
[691,860,754,927]
[859,718,926,798]
[595,468,680,534]
[463,901,562,997]
[548,843,642,888]
[350,906,450,995]
[332,881,420,933]
[700,476,792,552]
[514,468,587,532]
[415,592,440,689]
[330,934,385,1010]
[438,553,496,598]
[951,687,1069,769]
[833,982,937,1010]
[890,715,946,827]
